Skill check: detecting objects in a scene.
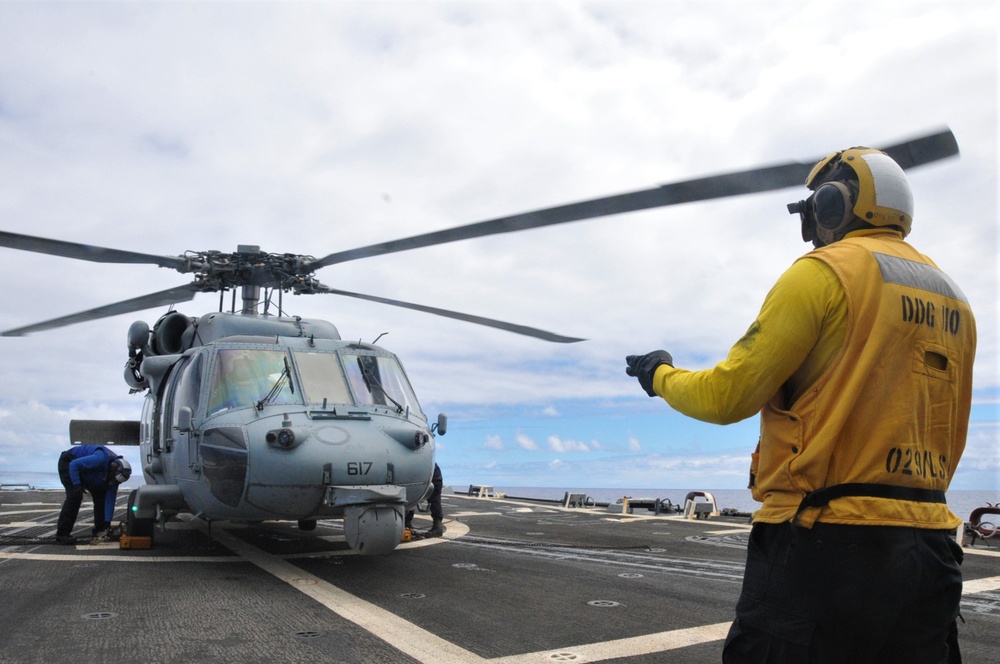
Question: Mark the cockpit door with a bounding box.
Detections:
[163,351,205,475]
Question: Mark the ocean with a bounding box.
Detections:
[3,471,996,522]
[486,486,1000,521]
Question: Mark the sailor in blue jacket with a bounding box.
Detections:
[55,445,131,544]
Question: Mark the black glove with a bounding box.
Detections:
[625,351,673,397]
[69,484,84,500]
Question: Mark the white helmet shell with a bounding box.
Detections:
[113,458,132,484]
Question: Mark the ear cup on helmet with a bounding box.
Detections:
[809,180,856,247]
[812,181,853,229]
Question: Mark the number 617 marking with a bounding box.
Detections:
[347,461,372,476]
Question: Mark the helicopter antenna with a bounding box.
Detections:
[372,332,388,344]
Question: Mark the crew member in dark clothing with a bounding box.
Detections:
[406,463,444,537]
[55,445,132,544]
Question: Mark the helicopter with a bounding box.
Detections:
[0,128,959,555]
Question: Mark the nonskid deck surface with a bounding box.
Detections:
[2,491,999,663]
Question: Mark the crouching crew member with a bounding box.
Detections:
[55,445,132,544]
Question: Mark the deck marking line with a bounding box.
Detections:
[211,525,488,664]
[704,527,753,534]
[0,509,63,517]
[5,522,49,527]
[0,552,242,562]
[963,576,1000,595]
[489,621,732,663]
[449,511,504,518]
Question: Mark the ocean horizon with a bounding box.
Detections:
[3,471,997,522]
[480,485,1000,521]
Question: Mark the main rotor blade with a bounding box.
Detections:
[323,287,585,343]
[2,284,200,337]
[0,230,188,270]
[309,128,959,269]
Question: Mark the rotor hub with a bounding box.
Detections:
[183,249,326,294]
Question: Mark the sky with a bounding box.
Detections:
[0,1,996,494]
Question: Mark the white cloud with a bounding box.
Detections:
[515,433,540,451]
[548,435,590,453]
[484,435,505,451]
[0,2,993,491]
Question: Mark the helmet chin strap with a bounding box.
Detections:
[815,217,842,247]
[810,227,828,249]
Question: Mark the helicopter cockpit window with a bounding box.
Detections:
[170,352,204,428]
[291,351,352,406]
[342,352,422,415]
[207,348,299,416]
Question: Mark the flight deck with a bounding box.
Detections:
[2,489,998,663]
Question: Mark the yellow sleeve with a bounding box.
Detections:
[651,258,845,424]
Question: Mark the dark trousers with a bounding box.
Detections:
[406,478,444,528]
[723,522,963,664]
[428,477,443,522]
[56,452,107,537]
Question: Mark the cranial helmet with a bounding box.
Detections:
[788,147,914,247]
[112,458,132,484]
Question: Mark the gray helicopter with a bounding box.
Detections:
[0,129,958,554]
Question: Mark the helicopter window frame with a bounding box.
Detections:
[341,350,424,416]
[153,361,178,455]
[291,350,353,407]
[206,346,301,417]
[141,392,156,455]
[168,351,205,431]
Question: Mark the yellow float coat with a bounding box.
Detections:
[653,230,976,528]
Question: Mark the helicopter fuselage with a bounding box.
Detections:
[97,310,441,555]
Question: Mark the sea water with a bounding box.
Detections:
[484,485,999,522]
[3,471,996,522]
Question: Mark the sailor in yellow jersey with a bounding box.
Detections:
[627,147,976,663]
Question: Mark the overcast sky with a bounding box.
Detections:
[0,1,996,494]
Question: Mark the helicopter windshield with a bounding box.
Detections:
[341,352,422,415]
[207,348,299,415]
[292,351,353,406]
